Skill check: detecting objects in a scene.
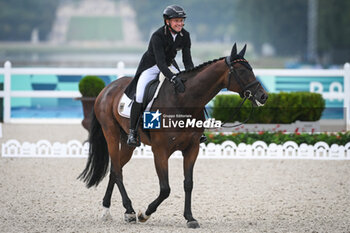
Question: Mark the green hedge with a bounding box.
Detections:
[211,92,325,123]
[78,76,105,97]
[205,132,350,146]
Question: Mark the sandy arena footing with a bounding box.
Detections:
[0,158,349,232]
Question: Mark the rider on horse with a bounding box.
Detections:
[126,5,206,147]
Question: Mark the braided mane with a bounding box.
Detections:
[178,56,226,77]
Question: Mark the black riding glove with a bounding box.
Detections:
[170,75,185,93]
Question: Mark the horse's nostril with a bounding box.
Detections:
[261,94,266,100]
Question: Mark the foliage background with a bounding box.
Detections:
[0,0,58,41]
[0,0,349,64]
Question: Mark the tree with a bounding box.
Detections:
[234,0,308,56]
[0,0,58,41]
[128,0,236,42]
[318,0,350,64]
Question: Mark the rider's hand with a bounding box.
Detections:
[170,75,185,93]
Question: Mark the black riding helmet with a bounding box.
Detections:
[163,5,186,20]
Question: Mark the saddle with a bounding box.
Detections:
[142,78,160,109]
[118,74,166,118]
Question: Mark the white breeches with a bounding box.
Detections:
[135,64,177,103]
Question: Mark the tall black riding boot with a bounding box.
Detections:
[127,101,143,147]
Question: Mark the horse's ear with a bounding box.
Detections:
[238,44,247,57]
[230,43,237,60]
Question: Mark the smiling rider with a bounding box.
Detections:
[125,5,207,146]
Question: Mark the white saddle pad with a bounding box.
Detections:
[118,73,166,118]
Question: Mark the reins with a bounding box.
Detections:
[219,94,253,129]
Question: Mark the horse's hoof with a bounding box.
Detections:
[101,207,112,221]
[187,220,200,229]
[124,213,137,223]
[137,209,150,223]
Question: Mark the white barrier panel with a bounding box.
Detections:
[0,61,136,123]
[1,61,350,126]
[2,139,350,160]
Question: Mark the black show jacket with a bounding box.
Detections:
[125,25,194,99]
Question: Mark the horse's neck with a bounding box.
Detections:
[182,60,227,107]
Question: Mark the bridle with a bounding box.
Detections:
[225,56,260,99]
[218,56,261,128]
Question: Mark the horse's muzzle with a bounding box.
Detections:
[253,90,268,107]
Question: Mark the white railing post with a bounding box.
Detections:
[344,63,350,131]
[117,61,125,77]
[4,61,11,123]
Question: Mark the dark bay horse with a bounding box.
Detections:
[78,43,268,228]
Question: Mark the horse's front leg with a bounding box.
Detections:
[182,142,200,228]
[138,150,170,223]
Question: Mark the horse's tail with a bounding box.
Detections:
[78,110,109,188]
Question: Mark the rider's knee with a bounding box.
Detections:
[135,92,144,103]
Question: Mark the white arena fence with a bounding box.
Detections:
[0,61,350,130]
[2,139,350,160]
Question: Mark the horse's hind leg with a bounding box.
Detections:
[100,166,116,221]
[102,124,136,223]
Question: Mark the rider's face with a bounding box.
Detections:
[166,18,185,33]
